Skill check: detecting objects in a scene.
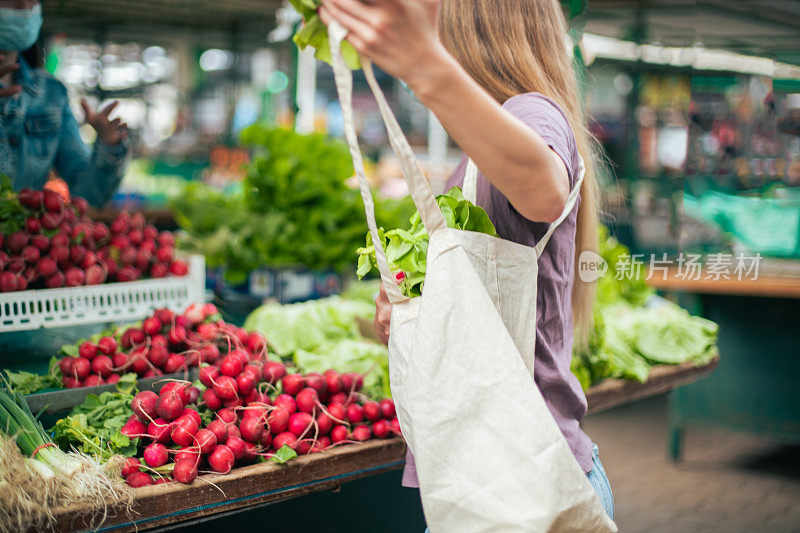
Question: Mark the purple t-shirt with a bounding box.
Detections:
[402,93,593,487]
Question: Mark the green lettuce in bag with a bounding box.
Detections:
[288,0,362,69]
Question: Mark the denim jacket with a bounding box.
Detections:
[0,58,128,206]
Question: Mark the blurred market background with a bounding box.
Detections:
[10,0,800,530]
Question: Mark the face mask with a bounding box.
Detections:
[0,4,42,52]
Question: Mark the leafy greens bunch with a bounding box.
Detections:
[356,187,497,297]
[288,0,361,70]
[172,126,383,283]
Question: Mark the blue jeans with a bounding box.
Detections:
[587,444,615,519]
[423,444,614,532]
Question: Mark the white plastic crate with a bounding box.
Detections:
[0,255,205,332]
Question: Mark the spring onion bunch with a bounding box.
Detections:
[0,385,131,531]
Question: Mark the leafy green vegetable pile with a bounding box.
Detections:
[356,187,498,297]
[244,292,391,398]
[172,126,413,283]
[4,358,61,395]
[571,227,718,390]
[288,0,361,70]
[51,376,140,461]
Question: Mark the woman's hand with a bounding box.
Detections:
[374,284,392,346]
[0,55,21,98]
[81,99,128,146]
[318,0,448,91]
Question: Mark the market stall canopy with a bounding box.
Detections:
[43,0,285,48]
[586,0,800,66]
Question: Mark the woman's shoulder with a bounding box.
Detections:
[502,92,579,181]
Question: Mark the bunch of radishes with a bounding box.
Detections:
[58,303,226,388]
[0,186,187,292]
[120,362,400,486]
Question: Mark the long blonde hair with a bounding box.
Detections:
[439,0,599,344]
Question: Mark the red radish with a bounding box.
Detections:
[217,407,238,425]
[206,420,229,444]
[110,214,129,234]
[281,374,305,396]
[21,245,39,264]
[64,266,85,286]
[126,472,153,488]
[46,271,65,288]
[226,436,246,460]
[158,232,175,248]
[132,391,159,422]
[15,273,27,292]
[329,392,348,406]
[121,418,147,438]
[207,445,235,474]
[17,188,42,209]
[324,371,343,395]
[69,246,86,266]
[258,431,273,451]
[304,373,327,398]
[372,419,391,439]
[315,436,332,451]
[273,394,297,415]
[62,377,80,388]
[243,364,261,380]
[25,217,41,234]
[116,265,140,282]
[30,235,49,252]
[83,375,104,387]
[170,260,189,276]
[171,415,199,447]
[379,399,396,419]
[272,432,298,451]
[160,382,190,405]
[168,326,186,347]
[202,389,222,411]
[156,391,184,421]
[316,412,334,435]
[78,341,97,360]
[106,374,120,384]
[363,401,381,422]
[92,355,113,377]
[295,388,319,415]
[148,418,173,443]
[346,404,364,424]
[213,375,238,401]
[97,336,117,355]
[340,372,357,392]
[187,386,201,404]
[227,425,241,440]
[288,412,314,438]
[143,369,162,379]
[92,222,110,242]
[228,349,249,368]
[195,429,217,455]
[326,402,347,423]
[245,332,265,354]
[219,356,244,378]
[72,357,91,380]
[50,233,68,249]
[239,416,265,443]
[236,372,256,396]
[267,407,290,435]
[143,442,169,467]
[128,229,143,246]
[202,303,218,316]
[390,418,402,436]
[242,404,269,421]
[173,460,198,484]
[0,272,17,292]
[331,425,349,443]
[112,352,128,369]
[142,317,161,336]
[174,447,200,466]
[121,457,141,478]
[351,425,371,442]
[200,344,220,363]
[242,440,259,461]
[59,357,74,376]
[180,408,201,427]
[263,362,286,384]
[6,231,28,253]
[163,354,186,374]
[49,245,69,265]
[130,354,149,376]
[85,264,105,285]
[183,303,204,324]
[150,334,167,347]
[80,251,96,269]
[146,344,169,367]
[42,189,63,213]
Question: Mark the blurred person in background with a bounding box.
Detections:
[0,0,129,206]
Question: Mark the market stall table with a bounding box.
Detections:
[50,359,718,532]
[647,267,800,461]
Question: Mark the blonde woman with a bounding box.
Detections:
[320,0,614,518]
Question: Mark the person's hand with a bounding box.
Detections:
[0,55,21,98]
[319,0,447,91]
[374,284,392,345]
[81,98,128,146]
